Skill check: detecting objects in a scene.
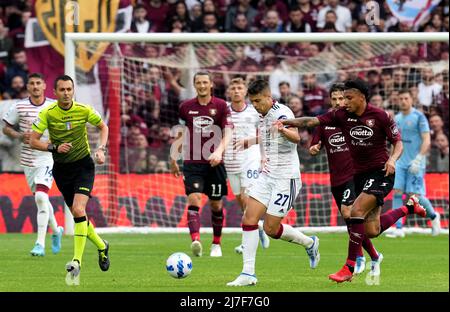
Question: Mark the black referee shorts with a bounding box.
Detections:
[52,155,95,207]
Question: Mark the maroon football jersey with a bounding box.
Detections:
[179,96,232,164]
[311,124,354,187]
[317,105,401,174]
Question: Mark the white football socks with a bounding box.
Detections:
[35,191,50,247]
[280,224,313,248]
[47,201,59,233]
[242,229,259,275]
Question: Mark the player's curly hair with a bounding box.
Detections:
[344,78,369,101]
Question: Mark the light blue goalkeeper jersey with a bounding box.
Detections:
[395,108,430,169]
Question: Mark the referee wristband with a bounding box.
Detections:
[47,143,58,153]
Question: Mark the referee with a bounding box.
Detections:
[30,75,110,284]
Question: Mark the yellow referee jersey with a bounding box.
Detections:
[32,101,102,163]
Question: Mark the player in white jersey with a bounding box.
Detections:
[227,79,320,287]
[2,73,63,256]
[223,78,270,254]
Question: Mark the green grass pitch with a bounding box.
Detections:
[0,233,447,292]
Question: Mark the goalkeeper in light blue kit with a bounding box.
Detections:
[389,89,441,237]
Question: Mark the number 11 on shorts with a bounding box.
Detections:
[211,184,222,197]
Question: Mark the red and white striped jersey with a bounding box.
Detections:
[2,98,55,167]
[224,102,261,174]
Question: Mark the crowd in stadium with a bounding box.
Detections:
[0,0,449,173]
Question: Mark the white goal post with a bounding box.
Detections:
[64,32,449,235]
[65,32,448,79]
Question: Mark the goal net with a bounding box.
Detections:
[68,33,449,234]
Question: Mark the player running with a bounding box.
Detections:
[170,71,232,258]
[282,79,426,283]
[2,73,64,257]
[223,77,270,254]
[227,79,319,287]
[309,83,380,275]
[388,89,441,237]
[30,75,110,285]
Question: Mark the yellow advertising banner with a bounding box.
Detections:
[35,0,119,72]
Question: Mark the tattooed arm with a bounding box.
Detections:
[281,117,321,129]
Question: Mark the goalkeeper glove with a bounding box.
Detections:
[408,154,424,175]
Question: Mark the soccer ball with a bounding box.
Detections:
[166,252,192,279]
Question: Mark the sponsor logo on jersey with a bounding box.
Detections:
[188,110,199,115]
[193,116,214,129]
[209,109,217,116]
[347,118,357,122]
[328,132,346,147]
[277,115,287,120]
[324,126,336,130]
[66,122,73,130]
[366,119,375,127]
[350,126,373,141]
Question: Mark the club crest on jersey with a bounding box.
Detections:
[209,109,217,116]
[390,124,399,136]
[366,119,375,127]
[65,122,73,130]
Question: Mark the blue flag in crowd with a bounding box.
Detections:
[386,0,442,27]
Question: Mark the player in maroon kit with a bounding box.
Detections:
[309,83,380,275]
[170,71,233,258]
[282,79,426,283]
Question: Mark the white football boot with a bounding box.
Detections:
[210,244,222,257]
[227,273,258,286]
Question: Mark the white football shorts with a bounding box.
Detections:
[228,158,261,196]
[247,173,301,217]
[23,162,54,192]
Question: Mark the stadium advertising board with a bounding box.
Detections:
[0,173,447,232]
